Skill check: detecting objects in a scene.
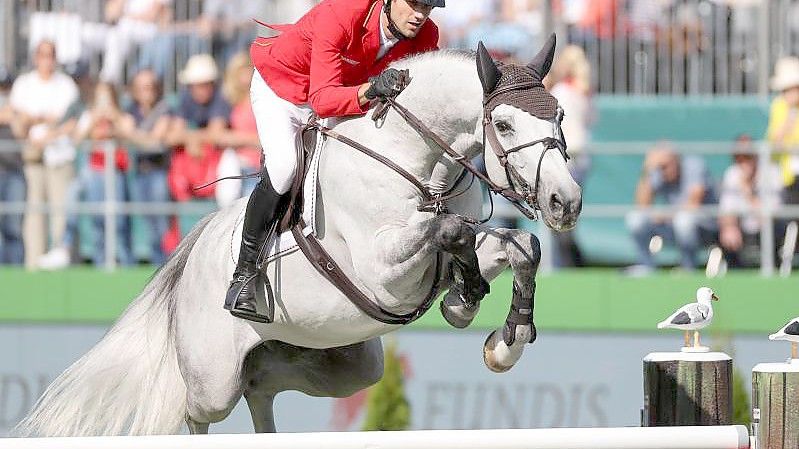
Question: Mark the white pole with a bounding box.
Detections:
[103,140,117,272]
[1,426,751,449]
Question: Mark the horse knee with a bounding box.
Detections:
[506,231,541,272]
[436,215,476,252]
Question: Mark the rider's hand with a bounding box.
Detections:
[364,68,405,100]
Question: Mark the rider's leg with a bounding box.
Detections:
[225,69,311,319]
[225,172,283,315]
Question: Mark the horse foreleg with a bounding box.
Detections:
[470,227,541,373]
[434,215,491,328]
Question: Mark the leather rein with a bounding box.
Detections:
[292,79,567,325]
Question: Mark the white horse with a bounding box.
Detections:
[16,37,581,436]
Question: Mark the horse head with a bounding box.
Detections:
[477,35,582,231]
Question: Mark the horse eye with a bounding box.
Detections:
[495,120,513,134]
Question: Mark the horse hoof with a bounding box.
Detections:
[482,331,512,373]
[440,295,479,329]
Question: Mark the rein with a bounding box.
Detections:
[290,77,567,326]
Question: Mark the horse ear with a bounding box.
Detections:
[528,33,557,79]
[476,41,501,94]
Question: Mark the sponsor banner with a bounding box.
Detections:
[0,325,782,435]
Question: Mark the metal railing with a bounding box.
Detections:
[4,1,799,96]
[550,0,799,96]
[0,138,797,275]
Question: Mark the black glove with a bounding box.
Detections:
[364,68,406,100]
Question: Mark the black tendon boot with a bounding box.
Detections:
[224,174,283,322]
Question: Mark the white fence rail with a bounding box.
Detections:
[0,140,797,275]
[0,426,752,449]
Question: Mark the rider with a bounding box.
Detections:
[225,0,444,321]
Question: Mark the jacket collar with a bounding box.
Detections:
[361,1,383,62]
[362,1,417,64]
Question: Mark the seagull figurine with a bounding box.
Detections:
[769,317,799,359]
[657,287,719,349]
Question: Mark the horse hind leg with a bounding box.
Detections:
[186,417,209,434]
[244,391,276,433]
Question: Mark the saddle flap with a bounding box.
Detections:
[278,120,322,233]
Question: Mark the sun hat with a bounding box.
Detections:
[178,54,218,85]
[770,56,799,92]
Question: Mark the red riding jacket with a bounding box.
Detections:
[250,0,439,118]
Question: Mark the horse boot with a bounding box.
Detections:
[224,174,283,323]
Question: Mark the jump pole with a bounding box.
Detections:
[0,426,751,449]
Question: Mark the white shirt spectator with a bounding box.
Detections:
[9,71,78,122]
[123,0,171,20]
[551,81,589,154]
[719,163,782,234]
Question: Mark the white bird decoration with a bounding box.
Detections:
[769,317,799,359]
[657,287,719,349]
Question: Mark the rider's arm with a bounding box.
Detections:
[307,5,368,118]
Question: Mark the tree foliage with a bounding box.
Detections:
[362,340,410,431]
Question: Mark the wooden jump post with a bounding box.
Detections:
[643,352,733,426]
[752,360,799,449]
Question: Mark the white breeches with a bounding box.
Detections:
[250,70,314,194]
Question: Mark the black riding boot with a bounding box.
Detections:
[224,174,283,322]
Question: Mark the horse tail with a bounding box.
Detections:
[14,213,217,437]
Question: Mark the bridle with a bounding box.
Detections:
[482,80,569,219]
[306,70,568,222]
[290,69,568,326]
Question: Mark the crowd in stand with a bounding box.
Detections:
[0,0,797,273]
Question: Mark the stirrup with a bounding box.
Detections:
[229,308,271,324]
[224,273,273,324]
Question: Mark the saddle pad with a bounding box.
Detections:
[230,129,325,266]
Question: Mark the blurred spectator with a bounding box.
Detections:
[625,144,718,275]
[197,0,269,64]
[430,0,491,49]
[0,74,25,265]
[117,69,172,265]
[82,0,173,85]
[547,45,593,184]
[39,82,134,269]
[463,0,539,62]
[578,0,625,40]
[718,135,783,268]
[164,54,230,201]
[766,56,799,206]
[8,40,79,270]
[220,52,262,196]
[546,44,593,268]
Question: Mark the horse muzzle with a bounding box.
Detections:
[540,184,582,231]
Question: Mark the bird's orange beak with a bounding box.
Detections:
[711,293,719,301]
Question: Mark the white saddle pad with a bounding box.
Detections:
[230,130,326,265]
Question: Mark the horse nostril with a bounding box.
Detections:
[549,194,563,213]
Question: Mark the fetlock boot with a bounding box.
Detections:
[224,175,284,322]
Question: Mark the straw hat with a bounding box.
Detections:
[770,56,799,92]
[178,54,218,85]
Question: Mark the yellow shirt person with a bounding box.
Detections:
[766,57,799,188]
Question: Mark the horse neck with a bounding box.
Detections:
[375,53,484,183]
